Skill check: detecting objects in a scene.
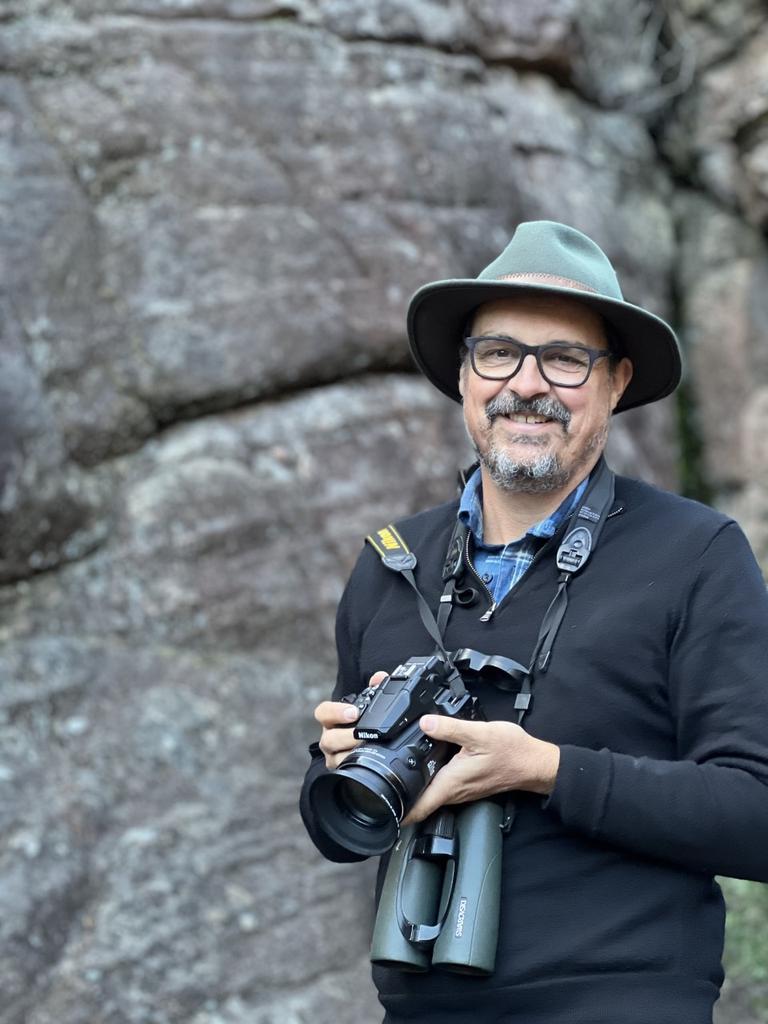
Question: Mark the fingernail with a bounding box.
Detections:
[421,715,437,732]
[344,705,359,721]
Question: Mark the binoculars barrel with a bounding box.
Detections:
[370,800,503,976]
[370,823,443,972]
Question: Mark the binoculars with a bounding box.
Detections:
[370,800,503,975]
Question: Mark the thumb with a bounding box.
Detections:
[368,671,388,687]
[419,714,483,747]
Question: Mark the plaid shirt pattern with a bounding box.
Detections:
[458,468,589,605]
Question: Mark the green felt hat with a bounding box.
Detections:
[406,220,681,413]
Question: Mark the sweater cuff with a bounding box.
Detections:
[543,744,614,837]
[300,752,369,863]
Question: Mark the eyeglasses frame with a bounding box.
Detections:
[464,336,614,389]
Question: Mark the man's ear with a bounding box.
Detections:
[458,358,467,400]
[611,357,633,411]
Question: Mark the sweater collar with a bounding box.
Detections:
[458,467,591,549]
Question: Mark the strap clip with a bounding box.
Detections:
[382,552,417,572]
[556,525,592,572]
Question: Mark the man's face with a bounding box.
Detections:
[459,294,633,494]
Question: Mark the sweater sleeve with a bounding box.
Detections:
[299,549,371,863]
[545,521,768,881]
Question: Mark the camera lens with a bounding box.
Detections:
[309,763,403,856]
[307,717,452,857]
[337,777,392,826]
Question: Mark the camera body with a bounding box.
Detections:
[308,654,482,856]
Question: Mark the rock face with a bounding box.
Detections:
[0,3,766,1024]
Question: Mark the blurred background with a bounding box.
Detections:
[1,1,767,1022]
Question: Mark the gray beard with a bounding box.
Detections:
[482,442,571,494]
[469,393,607,495]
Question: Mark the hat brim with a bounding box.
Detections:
[407,280,681,414]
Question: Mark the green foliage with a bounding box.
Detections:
[676,378,713,505]
[722,877,768,1015]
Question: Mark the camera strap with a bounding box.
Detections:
[366,524,467,699]
[365,463,616,840]
[530,457,615,677]
[366,459,616,716]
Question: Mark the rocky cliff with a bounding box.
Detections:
[1,2,767,1022]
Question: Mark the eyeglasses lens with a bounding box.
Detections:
[472,341,593,386]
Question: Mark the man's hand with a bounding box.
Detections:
[403,716,560,825]
[314,671,388,770]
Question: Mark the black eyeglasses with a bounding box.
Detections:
[465,336,612,388]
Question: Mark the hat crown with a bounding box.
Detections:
[405,218,681,413]
[478,221,624,302]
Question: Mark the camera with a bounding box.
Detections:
[308,654,482,857]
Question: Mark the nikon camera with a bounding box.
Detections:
[308,654,482,857]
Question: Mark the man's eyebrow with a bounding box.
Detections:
[472,332,520,342]
[472,332,594,347]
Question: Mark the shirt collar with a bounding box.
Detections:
[458,466,591,549]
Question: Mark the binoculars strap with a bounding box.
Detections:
[531,457,616,675]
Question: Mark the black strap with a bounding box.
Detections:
[365,462,616,838]
[442,518,467,582]
[530,457,615,675]
[366,459,616,751]
[500,462,615,835]
[555,456,616,576]
[366,524,467,698]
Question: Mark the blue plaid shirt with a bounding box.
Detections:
[458,468,589,606]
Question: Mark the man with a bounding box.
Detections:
[300,221,768,1023]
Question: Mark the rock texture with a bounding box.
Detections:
[0,2,766,1024]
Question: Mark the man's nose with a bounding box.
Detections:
[504,351,551,398]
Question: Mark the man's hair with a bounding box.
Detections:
[603,323,626,363]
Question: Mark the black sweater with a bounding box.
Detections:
[300,475,768,1023]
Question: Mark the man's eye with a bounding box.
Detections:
[546,349,589,368]
[479,346,515,361]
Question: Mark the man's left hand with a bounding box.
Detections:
[402,716,560,826]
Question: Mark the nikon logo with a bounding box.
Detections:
[454,897,468,938]
[356,730,380,740]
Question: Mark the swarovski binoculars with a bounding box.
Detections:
[370,800,503,976]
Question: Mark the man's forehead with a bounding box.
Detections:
[469,294,609,342]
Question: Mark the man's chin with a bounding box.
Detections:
[503,434,553,448]
[481,449,571,494]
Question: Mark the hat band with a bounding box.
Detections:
[495,272,599,294]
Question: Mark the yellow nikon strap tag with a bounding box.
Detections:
[366,524,418,572]
[367,522,455,665]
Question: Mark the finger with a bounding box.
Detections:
[326,750,357,770]
[320,726,362,756]
[324,747,361,770]
[314,671,388,727]
[314,700,361,727]
[403,770,463,825]
[419,714,488,748]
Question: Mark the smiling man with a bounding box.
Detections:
[458,294,632,542]
[300,221,768,1024]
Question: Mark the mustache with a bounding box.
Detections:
[485,393,571,428]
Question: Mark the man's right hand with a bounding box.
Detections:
[314,671,388,770]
